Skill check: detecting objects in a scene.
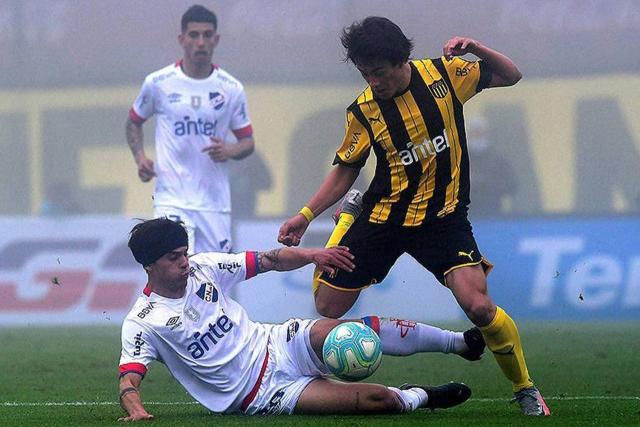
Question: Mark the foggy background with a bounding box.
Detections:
[1,0,639,219]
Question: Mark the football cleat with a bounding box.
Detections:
[332,189,363,224]
[459,327,486,361]
[400,382,471,410]
[512,386,551,416]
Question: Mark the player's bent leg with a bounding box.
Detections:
[308,317,484,362]
[294,378,403,414]
[445,264,496,326]
[314,285,360,318]
[446,266,549,415]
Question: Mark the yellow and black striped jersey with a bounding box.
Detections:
[334,56,492,226]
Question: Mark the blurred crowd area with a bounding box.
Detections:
[1,0,639,218]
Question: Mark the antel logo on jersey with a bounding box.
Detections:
[137,302,156,319]
[133,331,145,356]
[174,116,217,136]
[187,315,233,359]
[218,261,241,274]
[209,92,225,110]
[196,282,218,303]
[398,129,451,166]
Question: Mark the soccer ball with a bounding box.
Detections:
[322,321,383,381]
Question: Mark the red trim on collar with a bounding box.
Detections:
[143,286,152,296]
[175,59,218,72]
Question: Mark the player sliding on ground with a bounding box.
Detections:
[117,218,485,420]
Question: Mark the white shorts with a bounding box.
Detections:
[154,205,232,254]
[243,319,330,415]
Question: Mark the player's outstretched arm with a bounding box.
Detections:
[117,373,154,422]
[278,165,359,246]
[442,36,522,88]
[257,246,355,275]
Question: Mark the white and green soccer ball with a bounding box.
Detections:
[322,321,382,381]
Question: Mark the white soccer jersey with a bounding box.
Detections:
[119,251,270,414]
[130,61,252,212]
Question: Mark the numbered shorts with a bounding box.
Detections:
[243,318,329,415]
[317,209,493,290]
[154,205,232,254]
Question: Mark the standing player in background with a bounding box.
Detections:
[278,17,550,416]
[126,5,255,254]
[118,218,482,420]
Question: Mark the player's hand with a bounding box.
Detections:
[117,411,154,422]
[135,156,156,182]
[202,137,231,162]
[443,36,480,60]
[311,246,355,277]
[278,215,309,246]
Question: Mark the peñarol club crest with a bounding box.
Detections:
[429,80,449,98]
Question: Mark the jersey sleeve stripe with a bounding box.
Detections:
[129,107,147,124]
[232,125,253,139]
[240,349,269,413]
[119,362,147,378]
[245,251,258,279]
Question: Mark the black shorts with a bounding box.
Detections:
[318,209,492,290]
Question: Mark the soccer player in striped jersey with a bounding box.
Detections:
[278,17,550,416]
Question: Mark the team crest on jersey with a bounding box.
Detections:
[209,92,225,110]
[429,80,449,98]
[196,282,219,303]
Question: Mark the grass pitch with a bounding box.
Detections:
[1,322,638,426]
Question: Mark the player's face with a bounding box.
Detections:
[149,246,190,290]
[356,60,408,100]
[179,22,219,66]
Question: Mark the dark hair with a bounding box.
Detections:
[341,16,413,66]
[181,4,217,33]
[128,218,188,266]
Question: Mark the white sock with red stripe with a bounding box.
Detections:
[362,316,466,356]
[387,386,427,412]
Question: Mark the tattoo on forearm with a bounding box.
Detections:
[126,120,144,156]
[257,249,282,272]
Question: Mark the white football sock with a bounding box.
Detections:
[388,386,428,412]
[363,316,466,356]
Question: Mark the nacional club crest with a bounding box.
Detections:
[196,282,219,303]
[429,80,449,99]
[209,92,225,110]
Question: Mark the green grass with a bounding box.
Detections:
[1,323,639,426]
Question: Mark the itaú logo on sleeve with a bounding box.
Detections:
[398,129,450,166]
[174,116,217,136]
[187,315,233,359]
